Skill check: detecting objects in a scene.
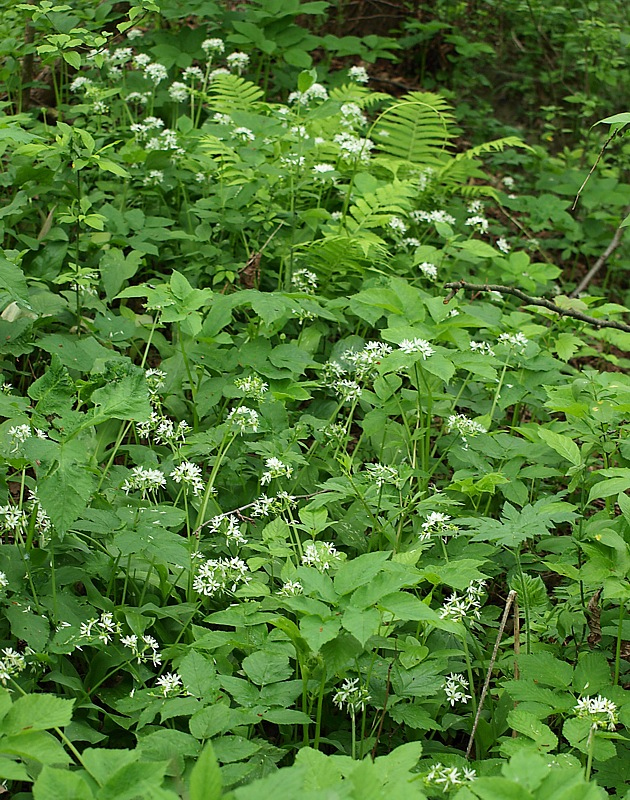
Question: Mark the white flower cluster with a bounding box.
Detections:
[226,51,249,73]
[145,368,166,396]
[425,764,476,790]
[121,633,162,666]
[202,38,225,56]
[168,81,189,102]
[0,504,27,535]
[155,671,184,697]
[183,66,203,82]
[333,677,371,713]
[79,612,122,645]
[574,695,618,730]
[8,423,46,453]
[126,91,151,105]
[143,170,164,186]
[411,208,456,226]
[465,215,489,233]
[348,65,369,84]
[193,556,250,596]
[389,216,407,234]
[170,461,204,496]
[288,83,329,105]
[0,571,8,590]
[227,406,259,434]
[122,466,166,495]
[291,268,318,293]
[340,102,366,128]
[333,132,374,164]
[333,378,362,402]
[365,463,399,488]
[470,341,495,357]
[278,580,303,597]
[440,579,487,623]
[399,338,435,359]
[343,341,392,381]
[420,512,458,542]
[234,375,268,401]
[234,126,255,142]
[137,412,191,446]
[418,261,438,280]
[302,541,342,572]
[206,514,247,546]
[261,457,293,485]
[130,116,165,141]
[250,492,296,518]
[496,237,510,253]
[498,332,529,352]
[446,414,488,449]
[144,62,169,85]
[0,647,26,686]
[443,673,471,706]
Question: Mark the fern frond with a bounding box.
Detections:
[207,74,264,113]
[329,85,391,108]
[373,92,456,165]
[449,135,530,163]
[347,180,415,234]
[297,235,388,276]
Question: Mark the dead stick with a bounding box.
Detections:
[444,281,630,334]
[570,207,630,297]
[371,661,393,761]
[466,590,517,760]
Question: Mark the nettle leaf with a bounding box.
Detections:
[90,362,151,422]
[241,650,293,686]
[28,354,75,416]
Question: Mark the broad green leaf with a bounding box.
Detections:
[334,551,390,596]
[178,651,219,699]
[588,476,630,503]
[28,354,75,416]
[96,760,169,800]
[341,605,381,647]
[241,650,293,686]
[537,428,581,466]
[379,592,439,622]
[0,694,74,735]
[299,615,340,653]
[507,708,558,751]
[91,362,151,422]
[33,766,93,800]
[562,717,616,761]
[4,606,50,651]
[189,741,222,800]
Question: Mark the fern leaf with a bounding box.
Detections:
[207,74,264,113]
[374,91,456,165]
[347,181,415,233]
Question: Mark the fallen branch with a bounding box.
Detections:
[570,206,630,297]
[466,590,517,760]
[444,280,630,334]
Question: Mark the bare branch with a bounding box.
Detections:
[570,207,630,296]
[444,281,630,334]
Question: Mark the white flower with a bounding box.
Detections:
[470,341,495,357]
[0,505,27,534]
[333,677,371,713]
[342,341,392,381]
[0,647,26,686]
[340,102,366,128]
[420,512,458,542]
[168,81,189,102]
[365,463,399,488]
[8,424,33,453]
[226,51,250,73]
[143,169,164,186]
[333,131,374,163]
[279,580,303,597]
[70,76,93,92]
[574,695,618,730]
[170,461,204,496]
[234,375,268,400]
[233,126,255,142]
[202,38,224,56]
[261,457,293,485]
[193,556,250,596]
[425,764,475,790]
[302,541,342,572]
[443,673,471,706]
[465,215,489,233]
[389,216,407,234]
[333,379,362,402]
[0,571,8,589]
[183,66,203,82]
[446,414,487,448]
[127,28,143,41]
[122,466,166,495]
[467,200,484,214]
[126,91,150,105]
[498,332,528,352]
[213,112,231,125]
[398,338,435,359]
[401,237,421,248]
[122,633,162,666]
[440,579,486,622]
[418,261,438,280]
[410,208,455,226]
[156,672,183,696]
[144,63,169,84]
[227,406,259,434]
[288,83,329,105]
[291,268,318,293]
[133,53,152,69]
[503,176,515,188]
[79,612,122,645]
[348,65,369,84]
[496,237,510,253]
[312,163,335,181]
[209,68,230,81]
